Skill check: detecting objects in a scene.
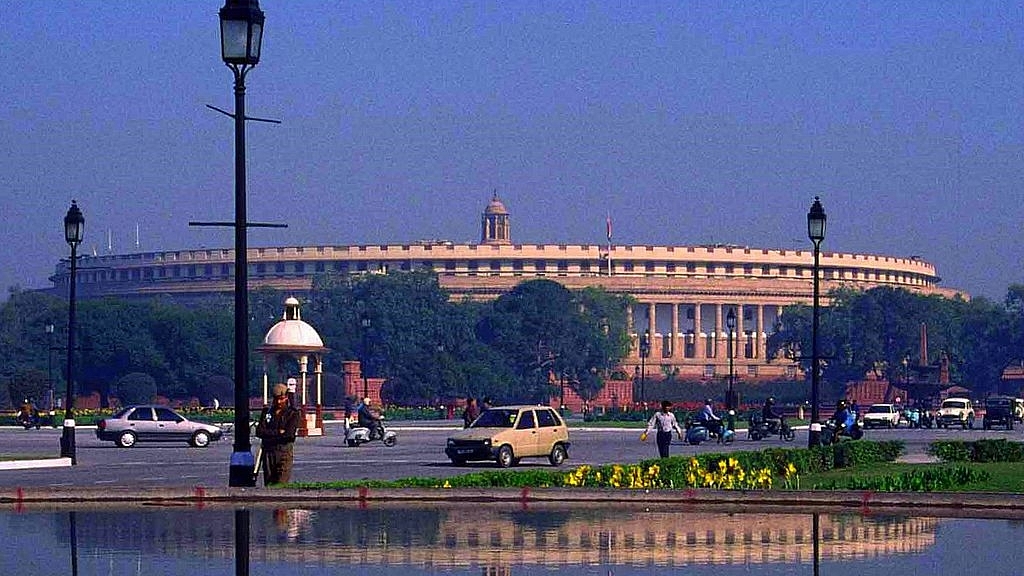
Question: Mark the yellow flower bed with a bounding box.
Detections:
[563,457,799,491]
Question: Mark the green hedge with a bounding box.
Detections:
[929,439,1024,463]
[811,465,990,491]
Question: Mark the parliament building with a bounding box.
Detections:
[49,195,962,380]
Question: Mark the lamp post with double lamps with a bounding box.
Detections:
[807,196,827,448]
[639,330,651,407]
[726,307,737,430]
[60,201,84,464]
[219,0,265,488]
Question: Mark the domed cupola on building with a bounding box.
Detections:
[256,297,329,437]
[481,192,511,245]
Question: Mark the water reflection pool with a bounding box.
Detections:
[2,503,1021,575]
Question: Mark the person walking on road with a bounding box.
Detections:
[256,383,301,486]
[642,400,683,458]
[462,397,480,428]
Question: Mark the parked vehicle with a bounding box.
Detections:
[343,417,397,447]
[685,414,735,445]
[95,405,225,448]
[818,417,864,446]
[862,404,902,428]
[983,396,1015,430]
[747,412,796,442]
[445,405,570,468]
[936,397,975,429]
[1014,398,1024,423]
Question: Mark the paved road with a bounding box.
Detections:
[0,421,1017,489]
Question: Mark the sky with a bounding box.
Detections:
[2,1,1022,301]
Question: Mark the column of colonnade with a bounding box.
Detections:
[630,301,786,363]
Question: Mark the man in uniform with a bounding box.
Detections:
[256,383,301,485]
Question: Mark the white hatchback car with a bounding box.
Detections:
[862,404,901,428]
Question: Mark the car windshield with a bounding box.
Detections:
[471,409,517,428]
[987,399,1010,407]
[942,400,967,409]
[867,406,891,414]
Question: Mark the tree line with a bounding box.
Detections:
[2,275,1022,409]
[0,273,631,408]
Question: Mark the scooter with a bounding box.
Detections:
[685,415,735,445]
[344,417,397,447]
[817,417,864,446]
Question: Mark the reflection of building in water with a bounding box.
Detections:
[63,505,938,570]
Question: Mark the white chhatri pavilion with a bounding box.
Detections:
[256,297,329,437]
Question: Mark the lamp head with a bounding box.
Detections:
[64,200,85,247]
[219,0,265,66]
[807,196,826,245]
[726,307,736,331]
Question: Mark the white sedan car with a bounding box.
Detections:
[862,403,902,428]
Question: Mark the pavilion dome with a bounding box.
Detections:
[484,193,508,215]
[261,297,325,349]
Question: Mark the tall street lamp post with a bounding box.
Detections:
[726,307,736,430]
[361,318,371,399]
[220,0,265,487]
[639,330,651,406]
[807,196,827,448]
[61,201,84,464]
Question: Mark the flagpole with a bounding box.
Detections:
[606,214,613,276]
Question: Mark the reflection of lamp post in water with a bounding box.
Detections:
[812,512,820,576]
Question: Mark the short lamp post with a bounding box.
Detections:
[807,196,827,448]
[220,0,265,488]
[45,322,55,412]
[61,201,84,464]
[639,330,651,406]
[361,318,371,399]
[726,307,737,430]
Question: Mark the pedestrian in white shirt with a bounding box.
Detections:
[642,400,683,458]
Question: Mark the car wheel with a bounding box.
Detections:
[749,430,762,441]
[549,444,567,467]
[191,430,211,448]
[116,431,137,448]
[497,445,515,468]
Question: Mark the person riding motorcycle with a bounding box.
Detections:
[761,397,783,433]
[697,398,724,438]
[832,399,856,436]
[17,399,39,428]
[357,397,384,440]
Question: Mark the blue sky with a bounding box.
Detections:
[2,1,1022,300]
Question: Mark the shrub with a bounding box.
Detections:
[929,439,1024,463]
[811,465,989,491]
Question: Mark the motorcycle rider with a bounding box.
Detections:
[697,398,724,439]
[832,399,856,436]
[17,399,39,428]
[357,397,384,440]
[761,397,783,434]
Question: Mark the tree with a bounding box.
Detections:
[113,372,157,405]
[478,280,630,402]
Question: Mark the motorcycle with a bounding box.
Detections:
[16,407,56,430]
[344,416,397,447]
[817,417,864,446]
[685,414,735,445]
[747,413,796,442]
